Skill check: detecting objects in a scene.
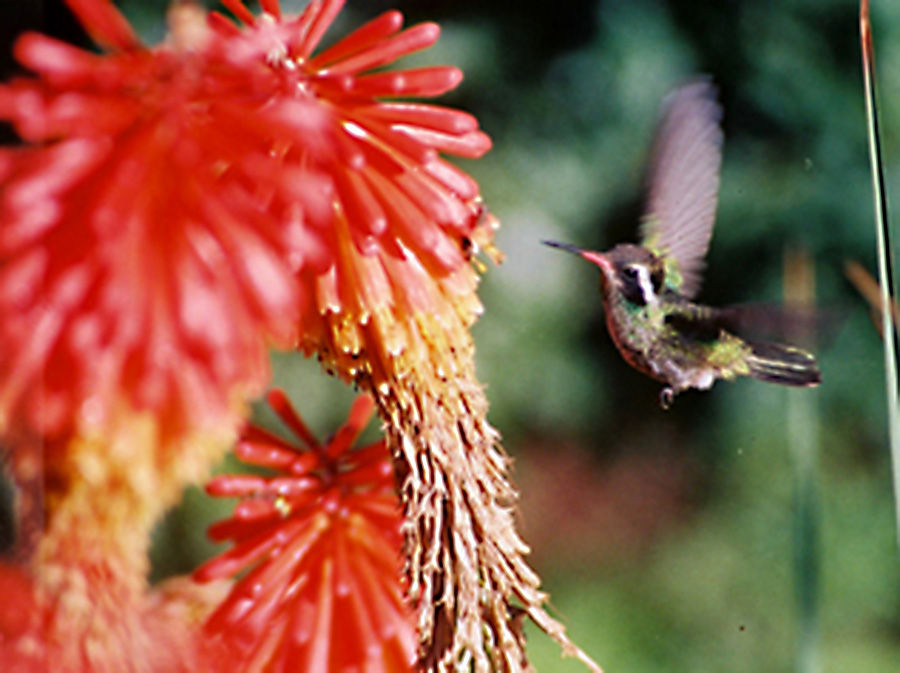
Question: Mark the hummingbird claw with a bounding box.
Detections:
[659,386,675,410]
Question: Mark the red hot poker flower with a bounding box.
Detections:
[212,0,499,357]
[194,389,415,672]
[0,0,495,446]
[0,1,340,443]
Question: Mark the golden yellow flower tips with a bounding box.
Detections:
[301,205,600,669]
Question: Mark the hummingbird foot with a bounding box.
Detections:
[659,386,676,410]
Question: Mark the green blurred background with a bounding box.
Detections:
[5,0,900,670]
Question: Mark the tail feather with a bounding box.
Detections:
[747,341,821,387]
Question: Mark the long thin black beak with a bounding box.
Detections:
[541,239,611,271]
[541,240,587,256]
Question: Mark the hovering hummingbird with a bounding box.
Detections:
[544,79,821,408]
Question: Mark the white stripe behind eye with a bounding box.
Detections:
[635,265,658,306]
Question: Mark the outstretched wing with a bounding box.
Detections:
[640,78,724,299]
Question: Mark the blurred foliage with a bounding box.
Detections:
[6,0,900,670]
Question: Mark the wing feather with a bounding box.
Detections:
[640,79,724,298]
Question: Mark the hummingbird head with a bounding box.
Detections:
[542,240,666,307]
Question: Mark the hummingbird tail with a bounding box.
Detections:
[746,341,822,387]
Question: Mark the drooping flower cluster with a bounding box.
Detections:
[194,390,415,672]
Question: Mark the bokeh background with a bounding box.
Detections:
[4,0,900,671]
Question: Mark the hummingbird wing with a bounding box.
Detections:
[640,78,724,299]
[661,298,725,342]
[664,300,836,350]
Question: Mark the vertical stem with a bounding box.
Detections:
[861,0,900,560]
[784,248,820,673]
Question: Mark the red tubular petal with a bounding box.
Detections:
[313,264,342,314]
[349,227,379,257]
[347,118,437,167]
[351,549,407,643]
[206,576,286,645]
[351,66,462,98]
[332,528,353,597]
[396,127,493,159]
[346,71,403,97]
[206,517,262,542]
[345,512,405,577]
[323,396,374,460]
[317,22,439,77]
[0,248,47,308]
[309,10,403,69]
[359,102,479,135]
[292,225,333,274]
[234,499,283,521]
[364,169,460,271]
[346,394,376,434]
[64,0,142,51]
[331,126,366,171]
[228,579,293,648]
[335,555,379,660]
[247,515,329,598]
[395,169,468,228]
[206,473,269,497]
[334,230,392,310]
[12,34,107,87]
[351,139,406,185]
[336,460,393,488]
[219,0,256,26]
[191,550,255,584]
[194,524,286,581]
[342,440,390,470]
[236,433,297,466]
[334,169,388,236]
[351,494,405,529]
[294,567,334,670]
[210,218,297,332]
[297,0,346,59]
[423,158,480,201]
[266,388,321,449]
[235,441,295,471]
[268,476,321,497]
[259,0,281,20]
[379,254,434,315]
[40,92,139,139]
[208,11,241,36]
[289,452,325,477]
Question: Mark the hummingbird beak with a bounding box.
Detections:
[541,240,612,272]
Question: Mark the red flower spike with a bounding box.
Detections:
[195,390,414,672]
[210,0,497,328]
[0,0,367,441]
[1,0,496,444]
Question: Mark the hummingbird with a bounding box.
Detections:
[543,79,821,408]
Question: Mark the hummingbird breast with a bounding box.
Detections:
[600,292,749,393]
[601,297,668,381]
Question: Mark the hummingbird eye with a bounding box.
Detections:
[651,267,664,293]
[623,266,639,279]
